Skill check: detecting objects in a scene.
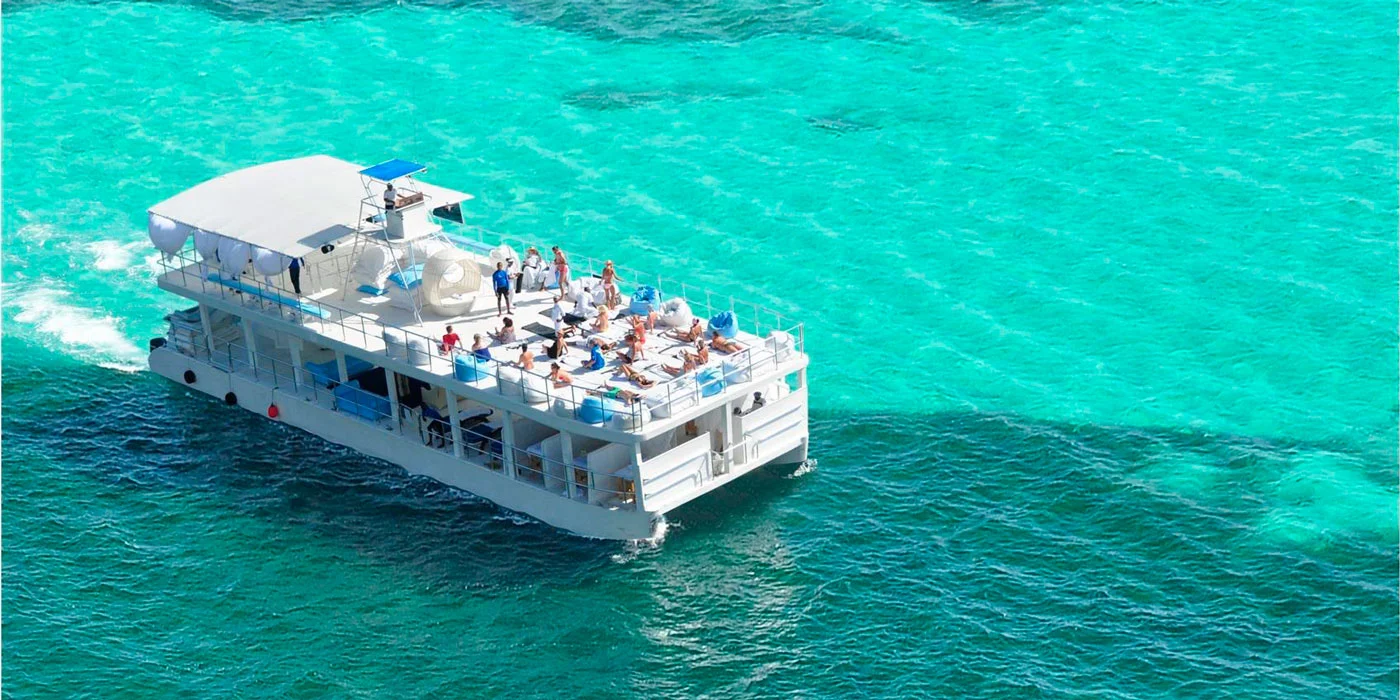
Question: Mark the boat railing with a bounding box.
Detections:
[159,240,803,432]
[197,338,637,509]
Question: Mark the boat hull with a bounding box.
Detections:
[149,347,663,540]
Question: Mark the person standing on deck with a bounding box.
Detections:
[492,262,513,316]
[287,256,304,295]
[601,260,620,308]
[383,182,397,211]
[551,246,570,290]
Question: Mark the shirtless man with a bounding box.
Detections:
[592,383,640,405]
[710,331,743,354]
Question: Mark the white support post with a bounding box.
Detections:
[288,339,304,391]
[198,303,214,359]
[447,389,463,457]
[717,405,731,474]
[501,410,517,477]
[632,443,646,511]
[241,317,257,373]
[386,369,401,433]
[561,431,576,500]
[335,352,349,383]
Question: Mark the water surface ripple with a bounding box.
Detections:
[3,0,1396,695]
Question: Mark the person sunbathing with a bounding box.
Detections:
[593,383,641,405]
[588,336,616,353]
[489,316,516,343]
[591,306,610,334]
[517,344,535,371]
[710,331,743,354]
[616,333,645,364]
[661,354,697,377]
[616,362,656,388]
[549,362,573,387]
[671,318,704,342]
[628,315,648,344]
[683,339,710,366]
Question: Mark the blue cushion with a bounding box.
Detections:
[708,311,738,339]
[628,285,659,315]
[696,366,725,397]
[387,263,425,290]
[207,272,331,319]
[333,380,390,420]
[454,354,487,382]
[305,356,374,387]
[578,396,619,424]
[357,284,385,296]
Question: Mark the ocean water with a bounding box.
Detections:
[3,0,1397,695]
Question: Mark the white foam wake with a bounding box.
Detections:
[87,239,149,272]
[8,284,146,372]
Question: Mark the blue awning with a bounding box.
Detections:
[359,158,426,182]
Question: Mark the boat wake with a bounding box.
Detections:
[7,283,146,372]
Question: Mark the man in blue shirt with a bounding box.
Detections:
[492,262,512,316]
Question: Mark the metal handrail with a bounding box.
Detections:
[159,236,804,432]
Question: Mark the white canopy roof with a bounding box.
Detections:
[148,155,474,258]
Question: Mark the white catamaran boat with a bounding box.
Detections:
[145,156,809,539]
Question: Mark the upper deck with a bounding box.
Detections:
[146,155,806,439]
[155,232,807,439]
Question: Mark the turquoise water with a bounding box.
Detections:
[4,0,1397,695]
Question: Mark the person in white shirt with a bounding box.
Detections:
[550,295,572,338]
[521,247,544,292]
[383,183,397,210]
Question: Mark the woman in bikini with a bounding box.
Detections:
[601,261,620,308]
[551,246,570,290]
[710,330,743,354]
[517,344,535,371]
[549,362,573,387]
[616,362,656,388]
[616,333,645,364]
[670,317,704,343]
[662,354,697,377]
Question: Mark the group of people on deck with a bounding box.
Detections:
[436,243,746,397]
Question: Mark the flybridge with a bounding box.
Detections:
[146,155,810,539]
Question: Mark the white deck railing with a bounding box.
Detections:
[157,235,804,432]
